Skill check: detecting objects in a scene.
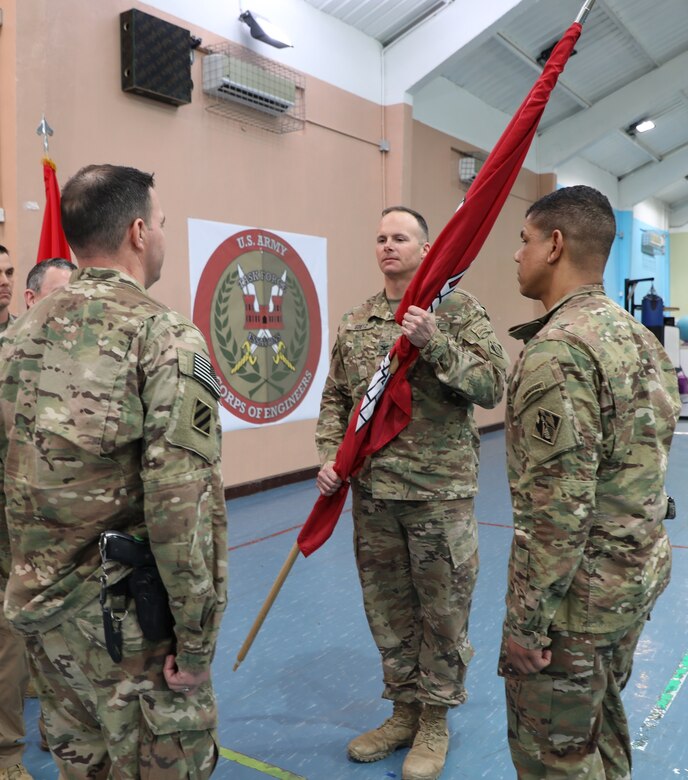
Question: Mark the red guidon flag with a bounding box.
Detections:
[297,21,583,557]
[36,157,71,264]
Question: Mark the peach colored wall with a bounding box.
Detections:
[2,1,551,488]
[0,0,18,254]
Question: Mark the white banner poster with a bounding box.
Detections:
[188,219,329,432]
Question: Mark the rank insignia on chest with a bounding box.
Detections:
[533,407,562,445]
[378,342,391,355]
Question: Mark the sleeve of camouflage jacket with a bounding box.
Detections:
[315,332,352,466]
[505,338,600,649]
[139,315,228,673]
[419,293,509,409]
[0,464,8,588]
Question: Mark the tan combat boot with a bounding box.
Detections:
[401,704,449,780]
[348,701,421,762]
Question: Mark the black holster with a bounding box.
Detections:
[99,532,175,662]
[126,566,175,642]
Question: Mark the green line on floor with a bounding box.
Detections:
[218,746,306,779]
[632,650,688,751]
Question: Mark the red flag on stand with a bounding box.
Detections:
[36,157,71,264]
[297,22,583,557]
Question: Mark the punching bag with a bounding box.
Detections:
[641,285,664,328]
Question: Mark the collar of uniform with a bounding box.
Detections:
[74,266,147,294]
[509,284,606,343]
[0,314,15,335]
[366,290,397,322]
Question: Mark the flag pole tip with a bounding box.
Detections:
[233,660,241,672]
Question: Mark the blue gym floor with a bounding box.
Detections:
[21,422,688,779]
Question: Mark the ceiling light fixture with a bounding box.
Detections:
[239,10,293,49]
[633,119,655,133]
[627,118,656,135]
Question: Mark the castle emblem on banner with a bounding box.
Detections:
[193,229,322,424]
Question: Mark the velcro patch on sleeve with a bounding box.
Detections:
[512,354,582,465]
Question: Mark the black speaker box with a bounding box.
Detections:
[120,9,192,107]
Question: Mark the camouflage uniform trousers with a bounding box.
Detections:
[0,602,29,767]
[24,593,218,780]
[500,619,646,779]
[352,487,478,707]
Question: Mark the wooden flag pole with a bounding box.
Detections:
[233,541,301,671]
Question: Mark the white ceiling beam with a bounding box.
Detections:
[538,49,688,170]
[619,142,688,209]
[382,0,540,104]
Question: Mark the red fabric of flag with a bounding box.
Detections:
[36,157,71,264]
[297,22,582,557]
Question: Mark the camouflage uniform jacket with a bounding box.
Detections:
[316,288,509,500]
[0,314,15,338]
[505,284,681,650]
[0,268,228,673]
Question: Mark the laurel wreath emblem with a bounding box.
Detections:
[213,266,308,398]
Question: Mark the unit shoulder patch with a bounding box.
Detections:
[533,407,562,446]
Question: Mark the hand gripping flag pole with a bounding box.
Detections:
[233,0,596,671]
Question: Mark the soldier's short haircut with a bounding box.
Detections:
[0,245,8,256]
[26,257,77,293]
[381,206,430,244]
[61,164,155,255]
[526,185,616,262]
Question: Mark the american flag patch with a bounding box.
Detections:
[192,353,221,399]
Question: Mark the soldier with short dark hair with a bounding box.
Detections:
[316,206,508,780]
[24,257,76,308]
[0,164,228,779]
[0,246,15,337]
[499,185,681,778]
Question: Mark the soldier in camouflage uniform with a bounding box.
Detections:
[316,206,508,780]
[0,165,228,779]
[0,245,32,780]
[499,185,681,779]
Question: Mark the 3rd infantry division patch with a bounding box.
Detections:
[533,407,562,445]
[192,397,213,436]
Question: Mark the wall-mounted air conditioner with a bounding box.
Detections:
[641,230,666,256]
[202,53,296,116]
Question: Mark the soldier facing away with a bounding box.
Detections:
[0,165,228,779]
[499,185,681,778]
[316,206,509,780]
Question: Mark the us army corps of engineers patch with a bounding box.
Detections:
[533,407,562,445]
[193,228,322,425]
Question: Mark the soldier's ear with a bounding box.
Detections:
[546,230,564,264]
[128,217,146,251]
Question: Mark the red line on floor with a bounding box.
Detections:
[229,518,688,551]
[229,524,304,551]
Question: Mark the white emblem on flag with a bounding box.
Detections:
[429,272,464,313]
[355,352,393,432]
[355,276,462,433]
